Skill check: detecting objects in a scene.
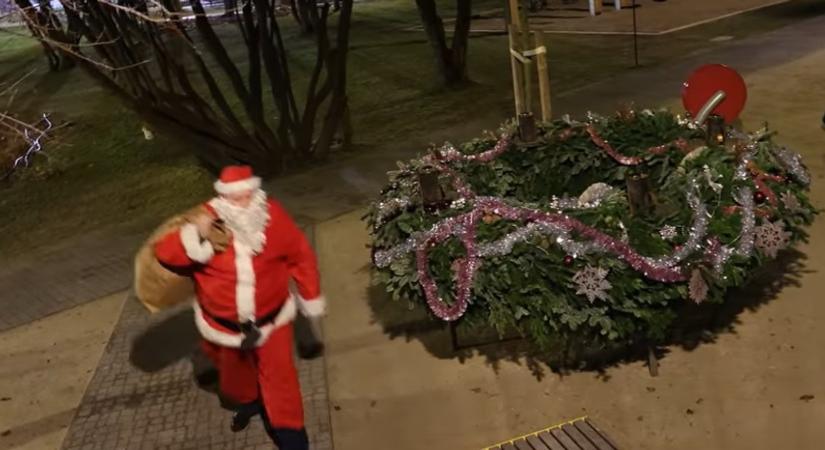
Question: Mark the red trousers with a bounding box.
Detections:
[200,324,304,430]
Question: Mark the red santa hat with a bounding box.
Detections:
[214,165,261,195]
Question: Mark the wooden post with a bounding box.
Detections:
[626,173,654,217]
[517,0,533,114]
[589,0,602,15]
[507,0,552,121]
[648,345,659,377]
[508,31,525,115]
[534,30,551,121]
[507,0,525,115]
[615,0,630,9]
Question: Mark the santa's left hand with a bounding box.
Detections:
[192,212,215,238]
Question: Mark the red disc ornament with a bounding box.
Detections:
[682,64,747,124]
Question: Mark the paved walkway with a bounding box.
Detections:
[58,298,331,450]
[55,227,333,450]
[0,231,139,332]
[0,10,823,450]
[467,0,791,35]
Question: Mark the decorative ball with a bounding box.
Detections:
[754,190,767,204]
[563,255,574,266]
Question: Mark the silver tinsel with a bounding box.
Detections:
[476,222,548,257]
[548,195,581,210]
[475,215,601,258]
[438,143,462,160]
[550,183,617,211]
[734,187,756,257]
[374,232,422,268]
[617,221,630,243]
[711,244,734,275]
[735,144,756,181]
[676,114,700,130]
[451,197,468,209]
[772,146,810,186]
[643,178,708,268]
[374,197,411,227]
[659,225,678,241]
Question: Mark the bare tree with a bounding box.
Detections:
[1,72,56,182]
[13,0,79,70]
[415,0,472,87]
[21,0,353,175]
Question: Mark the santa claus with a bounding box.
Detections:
[154,165,324,450]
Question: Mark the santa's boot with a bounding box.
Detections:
[230,401,260,432]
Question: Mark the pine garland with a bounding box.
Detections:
[365,109,816,354]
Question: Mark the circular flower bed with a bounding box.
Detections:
[365,109,815,353]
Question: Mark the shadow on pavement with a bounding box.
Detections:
[128,305,326,377]
[366,249,809,381]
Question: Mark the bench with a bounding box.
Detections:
[484,416,619,450]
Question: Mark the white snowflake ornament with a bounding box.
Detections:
[754,220,792,258]
[659,225,678,241]
[573,265,612,303]
[780,191,802,213]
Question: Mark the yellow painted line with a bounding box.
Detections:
[482,415,590,449]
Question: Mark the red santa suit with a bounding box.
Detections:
[153,166,324,435]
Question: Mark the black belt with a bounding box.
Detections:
[200,302,284,350]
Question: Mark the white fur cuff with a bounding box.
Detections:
[214,176,262,194]
[297,295,327,317]
[180,223,214,264]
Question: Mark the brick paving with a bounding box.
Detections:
[59,297,333,450]
[46,223,334,450]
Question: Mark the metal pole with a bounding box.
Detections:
[632,0,639,67]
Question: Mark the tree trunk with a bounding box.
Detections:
[415,0,472,87]
[14,0,76,71]
[288,0,316,34]
[224,0,237,15]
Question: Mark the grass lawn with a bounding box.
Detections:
[0,0,823,261]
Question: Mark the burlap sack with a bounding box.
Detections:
[133,205,231,313]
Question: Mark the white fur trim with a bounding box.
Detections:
[214,176,261,195]
[234,241,257,323]
[297,294,326,317]
[180,223,214,264]
[193,296,297,348]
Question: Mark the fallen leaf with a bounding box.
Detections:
[1,430,10,437]
[686,409,694,415]
[800,395,815,402]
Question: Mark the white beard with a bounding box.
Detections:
[210,189,270,254]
